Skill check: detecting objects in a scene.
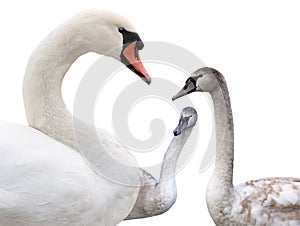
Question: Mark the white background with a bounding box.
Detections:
[1,0,300,225]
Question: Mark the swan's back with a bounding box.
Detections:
[232,177,300,225]
[0,122,138,226]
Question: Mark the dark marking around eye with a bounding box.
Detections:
[118,27,144,50]
[118,27,126,33]
[185,77,196,85]
[186,115,192,122]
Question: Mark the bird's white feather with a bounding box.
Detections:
[0,121,138,226]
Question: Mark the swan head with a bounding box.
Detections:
[74,10,151,84]
[173,107,197,136]
[172,67,223,100]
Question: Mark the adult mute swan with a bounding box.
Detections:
[0,10,153,226]
[22,10,183,219]
[23,10,151,150]
[126,107,198,219]
[173,67,300,225]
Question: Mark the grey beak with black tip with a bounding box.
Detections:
[173,118,187,136]
[172,77,196,101]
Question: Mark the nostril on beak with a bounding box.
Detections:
[173,129,181,136]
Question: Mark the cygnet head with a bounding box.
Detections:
[172,67,225,100]
[70,10,151,84]
[173,107,198,136]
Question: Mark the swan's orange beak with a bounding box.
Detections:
[121,41,151,85]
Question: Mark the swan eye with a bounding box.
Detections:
[118,27,126,33]
[182,115,192,123]
[198,74,203,78]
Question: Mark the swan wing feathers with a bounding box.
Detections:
[233,177,300,224]
[0,122,138,225]
[74,119,138,168]
[96,128,137,165]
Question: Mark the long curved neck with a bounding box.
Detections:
[206,80,234,214]
[23,20,88,149]
[156,127,193,206]
[212,85,234,186]
[159,127,192,184]
[23,20,139,186]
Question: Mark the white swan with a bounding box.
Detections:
[173,67,300,225]
[22,10,185,220]
[0,10,153,226]
[23,10,151,150]
[126,107,198,219]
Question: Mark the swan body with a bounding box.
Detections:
[126,107,198,219]
[173,67,300,225]
[0,121,138,226]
